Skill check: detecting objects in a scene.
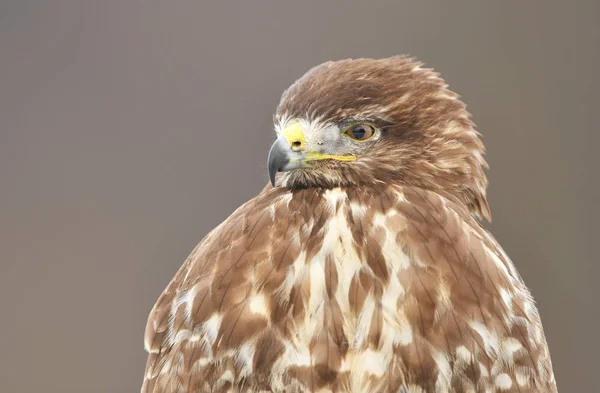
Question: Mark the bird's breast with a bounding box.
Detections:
[261,188,417,392]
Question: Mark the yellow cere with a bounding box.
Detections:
[282,122,306,150]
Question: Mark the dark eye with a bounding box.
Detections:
[344,123,376,141]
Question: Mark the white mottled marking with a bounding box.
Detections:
[234,341,255,378]
[353,294,376,349]
[479,362,489,378]
[202,313,222,346]
[172,329,191,345]
[323,187,348,207]
[515,367,534,387]
[495,373,512,390]
[215,369,234,389]
[275,249,305,305]
[349,201,368,219]
[381,265,405,312]
[308,258,326,317]
[172,285,198,324]
[432,349,452,392]
[502,337,523,363]
[470,321,500,357]
[249,294,268,317]
[456,345,472,362]
[499,288,513,308]
[391,317,413,346]
[360,349,387,377]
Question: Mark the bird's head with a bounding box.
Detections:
[267,56,491,220]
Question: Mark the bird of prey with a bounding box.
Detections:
[141,56,557,393]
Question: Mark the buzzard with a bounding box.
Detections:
[141,56,557,392]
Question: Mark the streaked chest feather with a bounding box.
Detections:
[148,187,555,393]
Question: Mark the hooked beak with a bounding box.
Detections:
[267,122,308,186]
[267,136,306,186]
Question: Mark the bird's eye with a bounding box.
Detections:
[343,123,376,142]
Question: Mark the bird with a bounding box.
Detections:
[141,56,557,393]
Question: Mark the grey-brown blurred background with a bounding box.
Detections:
[1,1,597,392]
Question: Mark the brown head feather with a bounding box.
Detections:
[276,56,491,220]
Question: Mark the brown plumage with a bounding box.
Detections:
[141,56,557,392]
